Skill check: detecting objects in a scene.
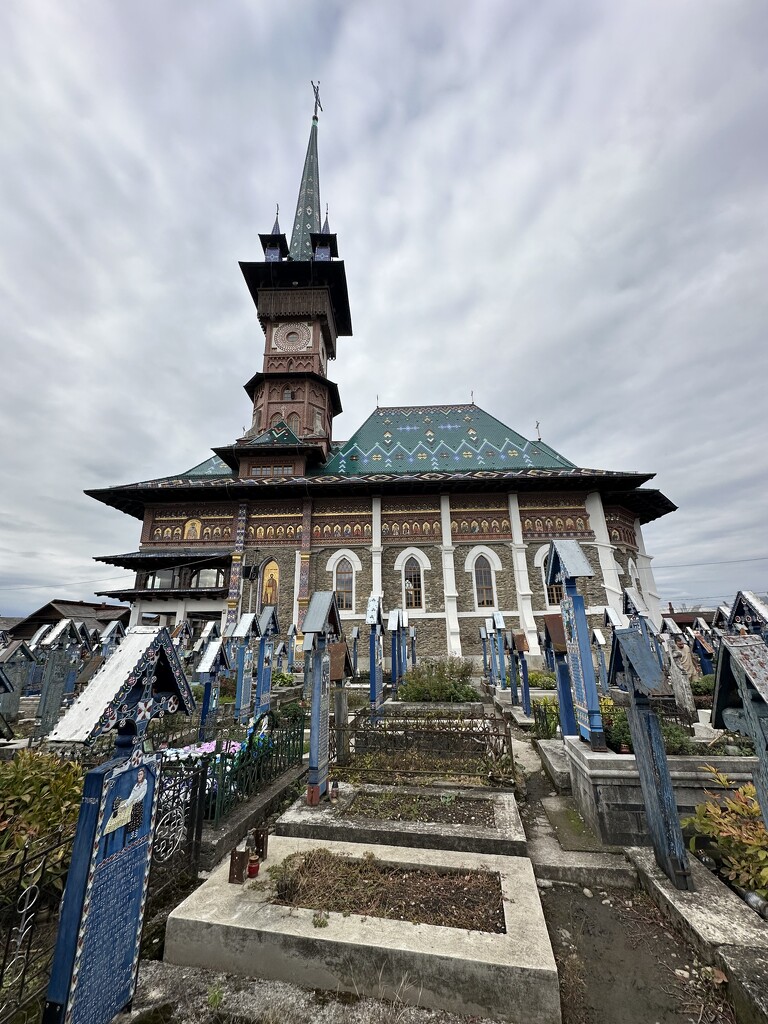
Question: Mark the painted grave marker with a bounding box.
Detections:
[608,623,693,890]
[303,592,342,805]
[712,634,768,827]
[547,541,605,749]
[366,595,384,714]
[43,754,161,1024]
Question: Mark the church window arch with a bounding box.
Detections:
[463,546,503,611]
[394,548,432,612]
[288,413,300,435]
[271,413,282,427]
[325,549,362,615]
[283,387,294,402]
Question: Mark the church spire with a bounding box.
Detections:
[289,82,322,261]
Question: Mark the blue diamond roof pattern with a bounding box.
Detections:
[313,405,575,477]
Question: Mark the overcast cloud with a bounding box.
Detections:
[1,0,767,616]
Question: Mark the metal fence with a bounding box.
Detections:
[0,713,304,1023]
[202,713,305,827]
[0,828,74,1024]
[329,707,512,780]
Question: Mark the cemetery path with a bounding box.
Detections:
[540,883,735,1024]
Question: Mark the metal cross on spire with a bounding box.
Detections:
[312,80,323,118]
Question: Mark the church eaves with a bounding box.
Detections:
[317,405,576,477]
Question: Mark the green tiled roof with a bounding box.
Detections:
[315,405,575,477]
[184,455,234,478]
[243,421,302,447]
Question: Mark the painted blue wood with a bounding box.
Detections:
[369,625,383,713]
[596,646,609,695]
[44,753,162,1024]
[254,636,274,718]
[480,633,489,678]
[307,639,330,797]
[627,696,694,890]
[561,582,606,750]
[233,642,252,724]
[519,651,531,717]
[556,657,578,736]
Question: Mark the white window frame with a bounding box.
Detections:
[463,545,502,611]
[393,547,431,613]
[325,549,362,616]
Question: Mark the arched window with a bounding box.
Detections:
[283,387,294,401]
[464,546,502,610]
[325,550,361,614]
[404,556,423,609]
[190,568,225,589]
[335,557,353,610]
[474,556,494,608]
[287,412,301,435]
[271,413,282,427]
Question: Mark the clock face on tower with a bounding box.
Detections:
[273,322,312,352]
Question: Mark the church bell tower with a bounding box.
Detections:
[234,84,352,474]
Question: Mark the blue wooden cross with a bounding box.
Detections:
[712,634,768,828]
[547,541,605,750]
[303,592,342,805]
[254,605,280,719]
[608,624,693,890]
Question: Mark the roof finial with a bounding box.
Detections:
[271,203,281,234]
[536,420,542,441]
[312,80,323,119]
[470,390,474,404]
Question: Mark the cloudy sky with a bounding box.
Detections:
[2,0,767,616]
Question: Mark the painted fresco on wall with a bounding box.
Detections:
[261,560,280,610]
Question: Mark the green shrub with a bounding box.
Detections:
[271,670,295,688]
[532,697,560,739]
[691,675,715,696]
[0,751,84,894]
[397,657,476,703]
[528,670,557,690]
[683,767,768,897]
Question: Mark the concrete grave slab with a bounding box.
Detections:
[535,739,572,792]
[274,782,527,856]
[627,848,768,963]
[165,836,560,1024]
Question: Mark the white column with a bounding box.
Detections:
[129,601,141,627]
[292,549,302,626]
[634,519,662,628]
[440,495,462,656]
[507,493,541,655]
[371,496,383,599]
[585,492,625,620]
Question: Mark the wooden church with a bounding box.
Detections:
[88,97,675,664]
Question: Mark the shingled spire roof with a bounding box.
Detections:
[289,113,321,261]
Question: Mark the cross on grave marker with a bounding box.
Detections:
[711,634,768,828]
[547,540,606,750]
[607,623,693,890]
[254,605,280,719]
[366,595,385,715]
[43,627,195,1024]
[303,592,342,805]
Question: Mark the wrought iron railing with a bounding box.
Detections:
[0,829,74,1024]
[329,707,512,780]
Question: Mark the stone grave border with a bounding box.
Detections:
[274,782,526,856]
[165,835,560,1024]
